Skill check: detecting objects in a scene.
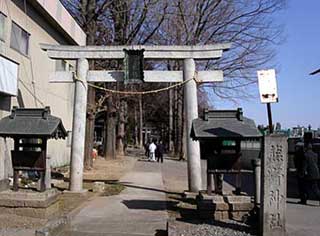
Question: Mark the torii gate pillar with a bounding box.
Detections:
[183,58,202,192]
[69,58,88,192]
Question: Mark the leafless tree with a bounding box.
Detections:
[156,0,285,156]
[61,0,169,159]
[61,0,285,160]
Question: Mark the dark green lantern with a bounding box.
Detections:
[123,49,145,84]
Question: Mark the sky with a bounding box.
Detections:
[213,0,320,129]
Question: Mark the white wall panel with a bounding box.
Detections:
[0,55,18,96]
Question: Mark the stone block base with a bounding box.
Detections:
[62,189,88,197]
[197,192,254,221]
[182,190,198,201]
[230,211,250,221]
[0,188,61,219]
[199,210,229,220]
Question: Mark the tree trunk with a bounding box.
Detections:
[105,96,116,159]
[82,0,96,169]
[138,95,143,148]
[116,99,126,156]
[134,104,139,146]
[110,0,128,157]
[173,87,178,155]
[176,87,184,158]
[168,83,174,154]
[180,102,186,161]
[84,96,95,169]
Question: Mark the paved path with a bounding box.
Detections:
[63,159,168,236]
[60,156,320,236]
[286,198,320,236]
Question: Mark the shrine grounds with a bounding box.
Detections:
[1,148,319,236]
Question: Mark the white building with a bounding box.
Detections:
[0,0,86,188]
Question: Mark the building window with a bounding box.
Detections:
[10,22,30,56]
[0,12,6,41]
[55,60,67,71]
[55,59,75,72]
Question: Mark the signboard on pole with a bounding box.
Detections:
[257,69,278,103]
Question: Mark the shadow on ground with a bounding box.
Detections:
[155,229,167,236]
[122,200,168,211]
[117,182,182,195]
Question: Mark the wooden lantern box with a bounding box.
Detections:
[191,108,262,195]
[0,107,67,192]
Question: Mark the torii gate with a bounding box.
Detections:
[41,44,231,193]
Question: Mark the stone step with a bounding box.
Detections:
[68,221,166,236]
[60,230,165,236]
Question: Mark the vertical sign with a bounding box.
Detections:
[261,135,287,236]
[257,69,278,104]
[123,49,145,84]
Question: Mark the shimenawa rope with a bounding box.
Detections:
[74,72,200,96]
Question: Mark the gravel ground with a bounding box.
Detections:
[0,214,46,229]
[162,159,257,236]
[171,219,257,236]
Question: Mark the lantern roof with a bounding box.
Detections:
[191,108,262,140]
[0,107,67,139]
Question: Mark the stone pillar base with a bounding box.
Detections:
[197,191,254,221]
[0,179,10,192]
[0,188,60,219]
[182,190,198,201]
[62,189,88,197]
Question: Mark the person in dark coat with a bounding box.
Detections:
[156,140,164,163]
[294,143,307,203]
[300,144,320,204]
[144,140,150,158]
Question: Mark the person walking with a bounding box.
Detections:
[156,140,164,163]
[300,144,320,204]
[148,139,157,162]
[144,139,150,159]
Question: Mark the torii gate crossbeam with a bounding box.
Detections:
[41,43,231,193]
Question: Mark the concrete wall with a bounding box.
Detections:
[32,0,86,46]
[0,0,85,175]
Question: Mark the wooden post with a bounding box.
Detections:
[39,171,45,192]
[235,141,242,195]
[207,172,212,195]
[13,170,19,192]
[267,103,273,134]
[13,138,19,191]
[43,138,50,190]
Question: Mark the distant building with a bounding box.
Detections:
[0,0,86,184]
[290,126,306,137]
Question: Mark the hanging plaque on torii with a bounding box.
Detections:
[123,49,145,84]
